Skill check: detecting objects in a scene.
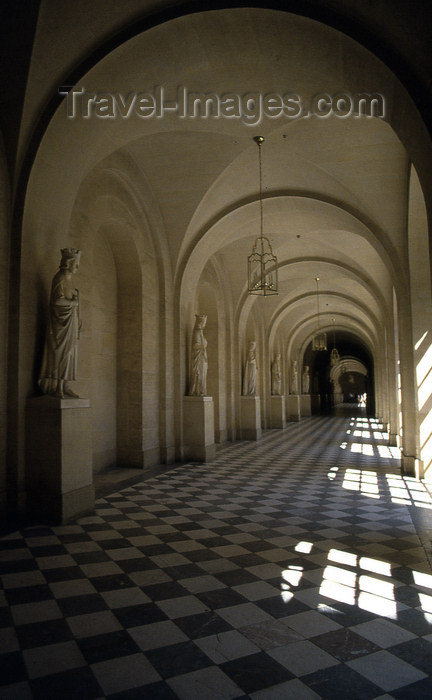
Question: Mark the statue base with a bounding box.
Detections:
[183,396,215,462]
[389,432,398,447]
[311,394,321,413]
[286,395,300,421]
[300,394,312,416]
[26,396,94,524]
[402,453,421,479]
[241,396,262,440]
[270,395,285,428]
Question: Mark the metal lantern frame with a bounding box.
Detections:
[312,277,327,351]
[330,317,340,365]
[247,136,278,296]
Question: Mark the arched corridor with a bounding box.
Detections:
[1,409,432,697]
[2,1,432,525]
[2,1,432,695]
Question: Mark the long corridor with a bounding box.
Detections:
[2,409,432,699]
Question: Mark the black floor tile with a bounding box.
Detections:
[164,563,207,579]
[0,651,27,686]
[16,618,74,649]
[73,551,111,565]
[43,566,86,583]
[391,637,432,674]
[229,553,268,567]
[5,584,52,606]
[106,681,179,699]
[394,585,422,606]
[220,652,295,694]
[311,628,381,661]
[141,581,189,601]
[114,557,156,573]
[196,588,247,610]
[242,540,276,553]
[174,611,233,638]
[31,666,102,700]
[78,629,141,664]
[256,594,311,618]
[0,606,13,628]
[155,532,187,542]
[395,608,432,636]
[181,548,220,562]
[57,534,91,544]
[58,593,109,616]
[114,603,168,628]
[215,569,260,586]
[136,544,173,557]
[319,601,377,627]
[0,559,39,575]
[392,676,432,699]
[302,659,383,699]
[89,573,135,592]
[146,640,213,678]
[98,538,133,550]
[29,544,68,557]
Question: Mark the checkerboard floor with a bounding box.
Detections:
[2,406,432,699]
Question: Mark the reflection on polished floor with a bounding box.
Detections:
[2,406,432,699]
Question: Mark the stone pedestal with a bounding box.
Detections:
[402,453,421,479]
[286,395,300,421]
[241,396,262,440]
[270,395,285,429]
[26,396,94,524]
[388,432,398,447]
[183,396,215,462]
[300,394,312,416]
[311,394,321,414]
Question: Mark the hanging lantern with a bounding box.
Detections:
[312,277,327,351]
[247,136,278,296]
[330,347,340,365]
[313,331,328,351]
[330,318,340,364]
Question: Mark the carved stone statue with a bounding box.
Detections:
[291,360,298,394]
[189,313,208,396]
[271,353,282,395]
[243,340,257,395]
[302,365,310,394]
[39,248,82,398]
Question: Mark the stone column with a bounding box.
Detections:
[286,395,300,422]
[270,395,285,429]
[183,396,215,462]
[26,396,94,523]
[241,396,262,440]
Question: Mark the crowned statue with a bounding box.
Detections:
[189,314,208,396]
[271,353,282,395]
[39,248,82,399]
[291,360,299,394]
[243,340,257,395]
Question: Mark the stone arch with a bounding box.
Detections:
[6,4,432,519]
[68,166,163,471]
[0,131,10,515]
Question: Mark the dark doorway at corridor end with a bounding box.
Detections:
[304,331,375,416]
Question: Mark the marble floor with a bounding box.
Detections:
[2,407,432,699]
